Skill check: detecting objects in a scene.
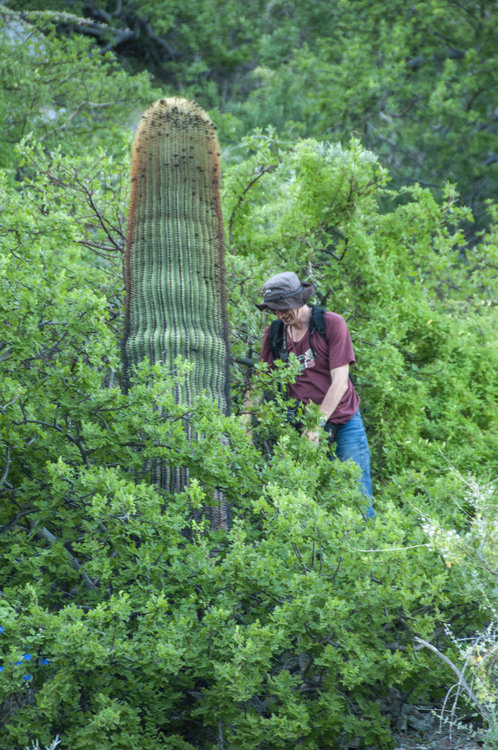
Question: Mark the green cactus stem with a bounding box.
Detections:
[123,97,230,523]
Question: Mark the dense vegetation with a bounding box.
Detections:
[0,3,496,749]
[7,0,498,225]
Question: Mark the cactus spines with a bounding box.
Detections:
[123,98,230,517]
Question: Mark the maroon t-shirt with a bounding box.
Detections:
[261,311,359,424]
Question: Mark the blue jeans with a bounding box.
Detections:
[329,410,374,518]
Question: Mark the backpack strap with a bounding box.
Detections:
[309,306,353,384]
[269,319,287,361]
[309,305,327,339]
[269,306,327,361]
[308,306,327,358]
[268,305,354,397]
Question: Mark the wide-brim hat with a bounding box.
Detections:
[256,271,315,311]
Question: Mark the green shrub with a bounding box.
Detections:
[0,126,496,747]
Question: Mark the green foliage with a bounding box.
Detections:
[6,0,267,85]
[0,7,496,747]
[1,135,495,745]
[416,472,497,747]
[226,133,497,487]
[5,0,497,226]
[0,6,158,169]
[230,0,498,225]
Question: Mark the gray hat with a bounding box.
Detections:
[256,271,315,311]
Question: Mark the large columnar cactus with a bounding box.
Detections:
[123,97,231,524]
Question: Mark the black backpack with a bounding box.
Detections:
[269,305,327,362]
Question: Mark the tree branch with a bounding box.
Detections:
[0,507,37,535]
[228,165,277,246]
[414,637,490,721]
[12,417,91,467]
[0,448,10,488]
[37,526,98,590]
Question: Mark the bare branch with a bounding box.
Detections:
[80,184,125,253]
[414,637,490,721]
[232,355,254,367]
[0,507,37,535]
[0,346,13,362]
[0,448,11,488]
[11,417,91,467]
[228,165,277,246]
[218,720,226,750]
[349,543,430,553]
[291,542,309,574]
[37,527,98,590]
[381,97,420,119]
